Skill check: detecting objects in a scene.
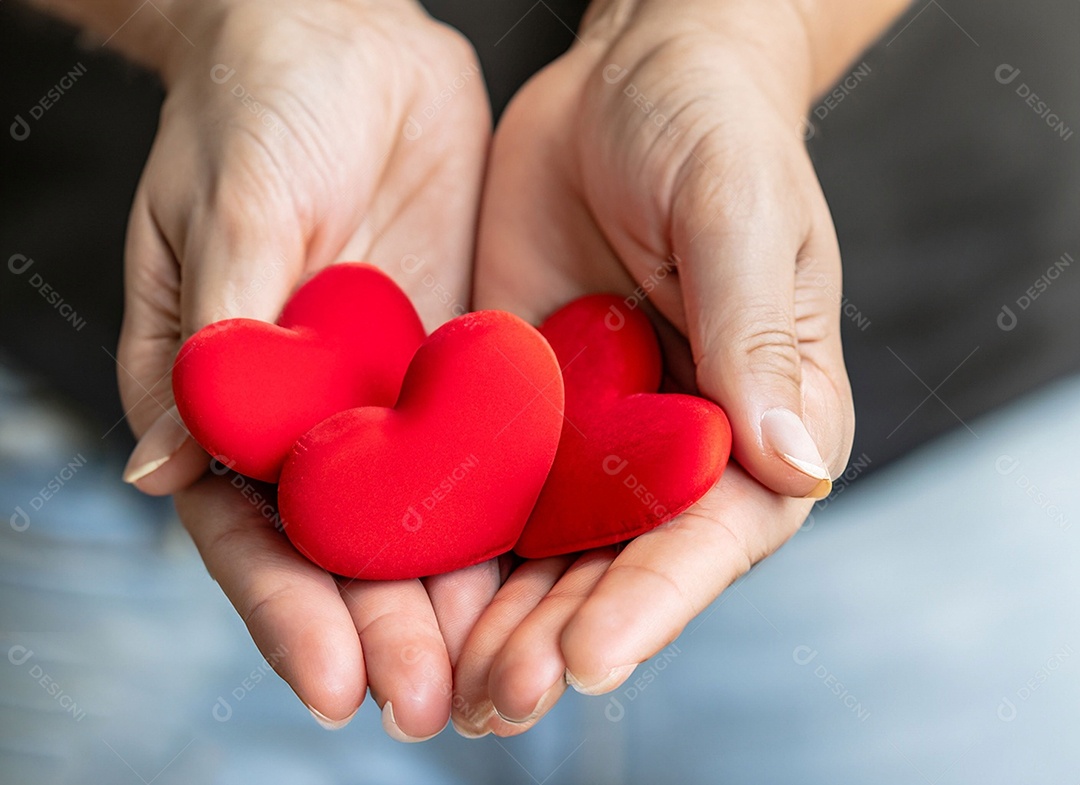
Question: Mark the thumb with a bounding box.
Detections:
[673,165,848,499]
[121,190,303,495]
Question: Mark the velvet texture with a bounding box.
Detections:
[279,310,564,580]
[172,264,426,481]
[515,295,731,558]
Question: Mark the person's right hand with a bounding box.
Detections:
[115,0,495,738]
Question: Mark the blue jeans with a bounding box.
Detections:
[2,368,1077,784]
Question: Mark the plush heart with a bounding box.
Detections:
[514,294,732,558]
[278,310,565,580]
[172,263,426,482]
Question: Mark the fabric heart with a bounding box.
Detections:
[514,294,732,558]
[278,310,565,580]
[172,263,426,482]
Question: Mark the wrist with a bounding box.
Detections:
[131,0,191,76]
[789,0,911,97]
[24,0,193,74]
[584,0,817,115]
[582,0,909,113]
[157,0,431,88]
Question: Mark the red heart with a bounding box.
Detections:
[514,294,732,558]
[172,263,426,482]
[278,310,565,580]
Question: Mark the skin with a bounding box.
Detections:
[456,0,908,735]
[27,0,909,741]
[113,0,499,738]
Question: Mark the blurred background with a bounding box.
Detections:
[2,0,1078,782]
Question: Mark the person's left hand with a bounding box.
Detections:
[452,0,857,736]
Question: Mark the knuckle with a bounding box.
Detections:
[702,298,799,361]
[741,327,802,383]
[793,294,834,345]
[669,117,816,241]
[697,317,801,394]
[672,150,745,226]
[194,177,294,270]
[242,582,296,628]
[673,152,795,246]
[430,22,480,68]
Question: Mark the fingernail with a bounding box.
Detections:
[122,405,190,484]
[381,701,442,743]
[565,663,637,696]
[759,407,832,499]
[451,716,491,739]
[494,678,564,724]
[451,704,496,738]
[307,704,357,731]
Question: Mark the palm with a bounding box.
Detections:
[124,9,488,432]
[472,47,637,323]
[480,47,800,538]
[119,3,499,736]
[460,40,820,735]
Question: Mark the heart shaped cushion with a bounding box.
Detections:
[172,263,426,482]
[514,294,732,558]
[278,310,565,580]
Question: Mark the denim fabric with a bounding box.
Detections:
[2,364,1077,784]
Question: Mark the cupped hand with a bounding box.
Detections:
[453,0,856,736]
[115,0,497,737]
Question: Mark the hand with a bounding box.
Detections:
[452,0,859,735]
[115,0,496,737]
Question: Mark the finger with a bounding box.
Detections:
[794,216,856,466]
[118,196,209,494]
[121,404,209,495]
[178,180,305,334]
[487,549,616,735]
[175,473,365,727]
[561,465,808,691]
[123,177,306,494]
[451,556,575,737]
[338,578,452,743]
[673,143,845,499]
[423,559,502,667]
[118,193,181,437]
